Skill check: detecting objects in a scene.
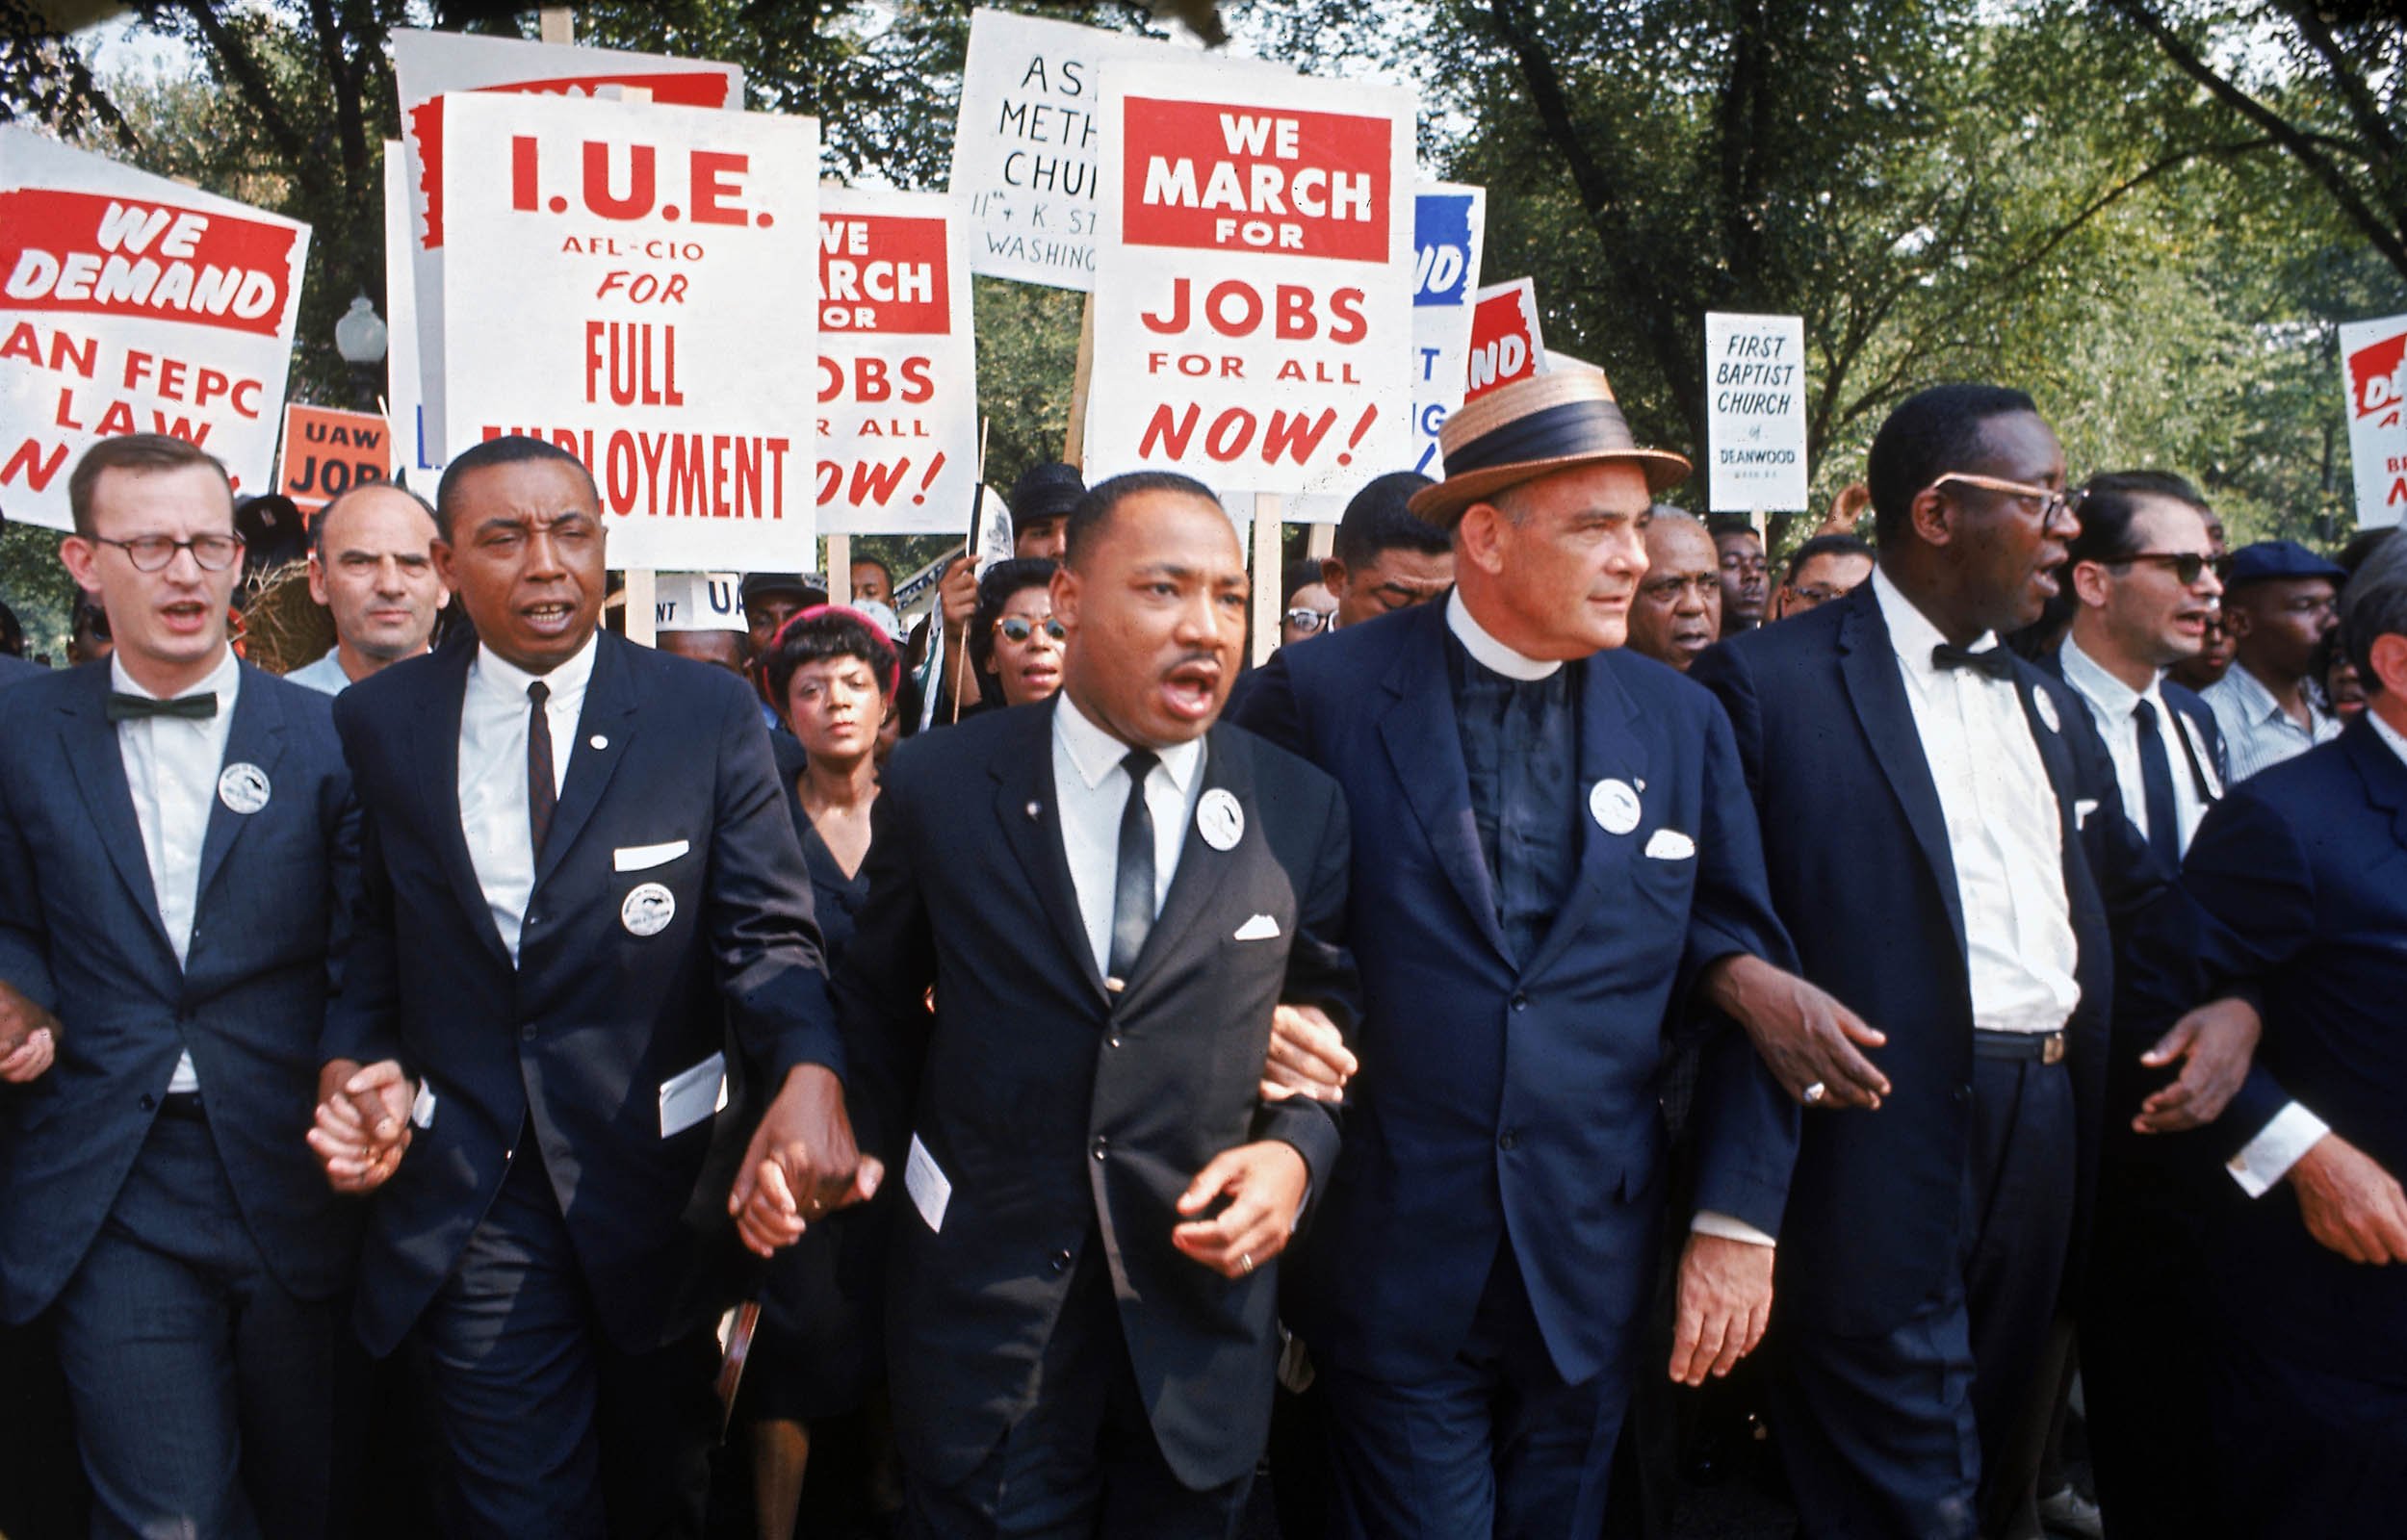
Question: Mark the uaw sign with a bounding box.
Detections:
[1411,183,1485,476]
[278,404,391,512]
[2340,313,2407,530]
[1088,62,1415,496]
[436,90,819,571]
[1465,278,1544,402]
[0,127,309,528]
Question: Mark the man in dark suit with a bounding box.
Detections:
[1237,369,1853,1537]
[307,435,867,1539]
[2036,469,2249,1534]
[0,652,39,685]
[2173,532,2407,1534]
[1689,385,2255,1538]
[829,471,1353,1537]
[0,433,362,1539]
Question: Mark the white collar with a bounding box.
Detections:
[1053,691,1204,795]
[1446,589,1562,681]
[2369,708,2407,771]
[2059,635,2165,721]
[111,645,240,705]
[470,629,599,705]
[1874,566,2000,681]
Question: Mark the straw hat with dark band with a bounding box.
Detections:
[1409,369,1692,526]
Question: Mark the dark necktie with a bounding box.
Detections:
[2132,697,2182,873]
[527,680,556,860]
[105,691,217,723]
[1930,643,2014,681]
[1106,750,1159,990]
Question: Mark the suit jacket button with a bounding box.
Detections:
[520,1024,536,1041]
[1498,1128,1518,1151]
[139,1093,155,1112]
[1954,1084,1973,1103]
[1092,1136,1109,1161]
[1107,1034,1123,1049]
[1050,1250,1073,1274]
[1510,992,1529,1013]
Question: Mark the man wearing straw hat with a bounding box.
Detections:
[1235,369,1870,1535]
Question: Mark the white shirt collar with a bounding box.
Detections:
[1052,691,1204,796]
[1873,566,2000,681]
[469,629,599,706]
[2059,635,2164,721]
[2369,708,2407,771]
[111,645,241,706]
[1446,589,1562,681]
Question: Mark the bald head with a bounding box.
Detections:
[309,482,449,680]
[1628,510,1721,671]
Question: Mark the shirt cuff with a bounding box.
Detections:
[1692,1209,1776,1247]
[2226,1101,2331,1197]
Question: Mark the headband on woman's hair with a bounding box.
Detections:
[770,603,902,697]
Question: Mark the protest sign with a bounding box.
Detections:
[279,403,392,512]
[815,188,979,534]
[1086,62,1416,498]
[1411,183,1486,477]
[393,28,742,452]
[1704,311,1808,512]
[383,141,440,486]
[653,571,743,631]
[1464,278,1544,403]
[435,90,818,571]
[2340,313,2407,529]
[0,127,309,528]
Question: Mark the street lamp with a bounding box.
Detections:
[333,292,387,413]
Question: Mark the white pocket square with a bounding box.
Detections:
[1643,829,1696,860]
[613,838,690,873]
[2075,799,2100,829]
[1233,913,1281,941]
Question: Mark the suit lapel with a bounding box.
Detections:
[1376,605,1514,966]
[994,701,1109,1000]
[1521,654,1645,981]
[192,667,288,911]
[56,669,171,959]
[414,640,512,968]
[1123,723,1251,1000]
[533,632,637,891]
[1836,586,1968,958]
[2342,718,2407,850]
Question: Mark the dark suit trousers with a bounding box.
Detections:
[414,1138,719,1540]
[901,1242,1252,1540]
[1770,1056,2075,1540]
[50,1109,357,1540]
[1317,1241,1639,1540]
[2208,1329,2407,1537]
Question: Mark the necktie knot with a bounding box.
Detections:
[106,690,217,723]
[528,680,551,709]
[2132,696,2159,730]
[1930,643,2014,681]
[1122,748,1159,787]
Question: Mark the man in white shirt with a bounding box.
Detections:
[0,433,363,1540]
[2201,539,2347,780]
[284,482,449,695]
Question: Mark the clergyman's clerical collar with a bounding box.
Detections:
[1446,589,1562,681]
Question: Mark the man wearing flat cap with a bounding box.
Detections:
[2201,538,2347,782]
[1234,369,1862,1535]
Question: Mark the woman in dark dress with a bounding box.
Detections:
[745,606,900,1539]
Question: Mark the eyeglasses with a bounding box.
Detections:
[1786,583,1850,606]
[995,615,1066,645]
[1927,473,2079,523]
[2103,551,2222,585]
[1284,607,1337,634]
[95,533,246,573]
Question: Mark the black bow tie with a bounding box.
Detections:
[105,691,218,723]
[1929,643,2014,681]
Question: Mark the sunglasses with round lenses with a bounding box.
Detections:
[2104,551,2223,585]
[996,615,1066,645]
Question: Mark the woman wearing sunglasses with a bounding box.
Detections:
[744,604,906,1540]
[970,556,1066,709]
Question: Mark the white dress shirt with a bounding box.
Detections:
[2058,638,2213,854]
[114,648,243,1092]
[2200,661,2341,783]
[458,633,597,964]
[284,647,352,696]
[1051,692,1204,982]
[1450,590,1774,1249]
[1875,570,2080,1035]
[2218,711,2407,1196]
